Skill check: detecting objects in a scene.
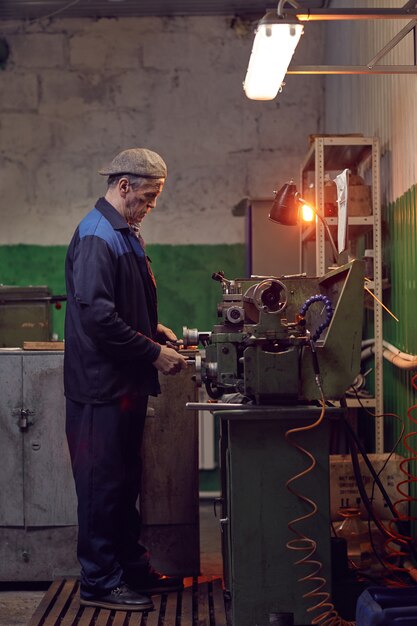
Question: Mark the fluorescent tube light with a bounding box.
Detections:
[243,15,303,100]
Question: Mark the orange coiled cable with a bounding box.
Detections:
[285,397,355,626]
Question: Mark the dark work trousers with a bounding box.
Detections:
[66,395,150,599]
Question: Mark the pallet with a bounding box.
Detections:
[28,576,228,626]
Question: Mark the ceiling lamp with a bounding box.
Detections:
[244,1,417,100]
[243,1,303,100]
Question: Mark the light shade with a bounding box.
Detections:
[269,182,299,225]
[243,15,304,101]
[270,180,340,262]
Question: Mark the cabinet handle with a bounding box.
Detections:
[19,409,29,431]
[213,497,223,518]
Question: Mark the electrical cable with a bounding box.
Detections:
[341,394,417,587]
[341,412,405,533]
[284,342,354,625]
[366,408,406,580]
[29,0,82,23]
[342,418,412,588]
[343,386,417,587]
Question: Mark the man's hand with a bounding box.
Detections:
[153,345,188,375]
[156,323,177,342]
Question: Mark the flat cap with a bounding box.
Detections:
[98,148,167,178]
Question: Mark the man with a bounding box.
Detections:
[64,148,188,612]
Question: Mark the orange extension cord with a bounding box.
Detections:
[285,396,355,626]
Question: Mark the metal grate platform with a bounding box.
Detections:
[28,577,228,626]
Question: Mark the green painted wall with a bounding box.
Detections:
[383,185,417,441]
[0,242,243,493]
[0,243,246,340]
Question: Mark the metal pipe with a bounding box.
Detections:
[291,9,417,21]
[186,402,250,410]
[287,65,417,74]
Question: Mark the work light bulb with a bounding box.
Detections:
[301,203,314,222]
[243,21,304,100]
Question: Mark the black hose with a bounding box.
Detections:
[342,413,412,548]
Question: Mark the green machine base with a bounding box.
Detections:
[216,405,342,626]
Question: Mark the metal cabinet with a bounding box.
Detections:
[0,350,200,581]
[300,136,384,451]
[0,350,78,581]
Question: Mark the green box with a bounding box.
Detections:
[0,286,51,347]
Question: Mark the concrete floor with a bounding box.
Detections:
[0,500,222,626]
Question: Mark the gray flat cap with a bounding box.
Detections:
[98,148,167,178]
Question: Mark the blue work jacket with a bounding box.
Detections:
[64,197,161,403]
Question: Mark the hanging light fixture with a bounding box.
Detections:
[243,1,304,100]
[243,1,417,96]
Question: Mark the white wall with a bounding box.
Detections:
[0,16,324,246]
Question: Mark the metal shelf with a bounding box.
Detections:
[345,397,377,408]
[301,135,373,173]
[300,135,384,452]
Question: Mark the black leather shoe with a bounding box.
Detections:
[131,570,184,594]
[80,584,153,611]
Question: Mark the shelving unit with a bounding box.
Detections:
[299,136,384,452]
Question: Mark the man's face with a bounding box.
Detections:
[123,178,165,225]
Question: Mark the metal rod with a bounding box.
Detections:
[364,285,399,322]
[414,20,417,64]
[367,19,417,68]
[290,9,417,21]
[0,295,67,304]
[186,402,250,410]
[402,0,417,10]
[287,65,417,74]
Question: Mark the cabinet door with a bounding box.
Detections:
[22,352,77,526]
[141,368,200,575]
[249,200,300,276]
[0,354,24,525]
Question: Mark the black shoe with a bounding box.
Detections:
[131,570,184,594]
[80,584,153,611]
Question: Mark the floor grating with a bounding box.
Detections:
[28,577,228,626]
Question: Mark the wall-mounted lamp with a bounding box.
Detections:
[269,180,339,262]
[244,1,417,100]
[243,1,303,100]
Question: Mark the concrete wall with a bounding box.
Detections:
[0,15,324,337]
[0,15,324,246]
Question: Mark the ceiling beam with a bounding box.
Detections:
[287,65,417,74]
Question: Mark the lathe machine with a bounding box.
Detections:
[184,259,365,626]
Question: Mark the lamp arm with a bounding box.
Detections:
[277,0,301,17]
[298,195,339,262]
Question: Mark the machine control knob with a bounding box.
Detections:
[225,306,244,324]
